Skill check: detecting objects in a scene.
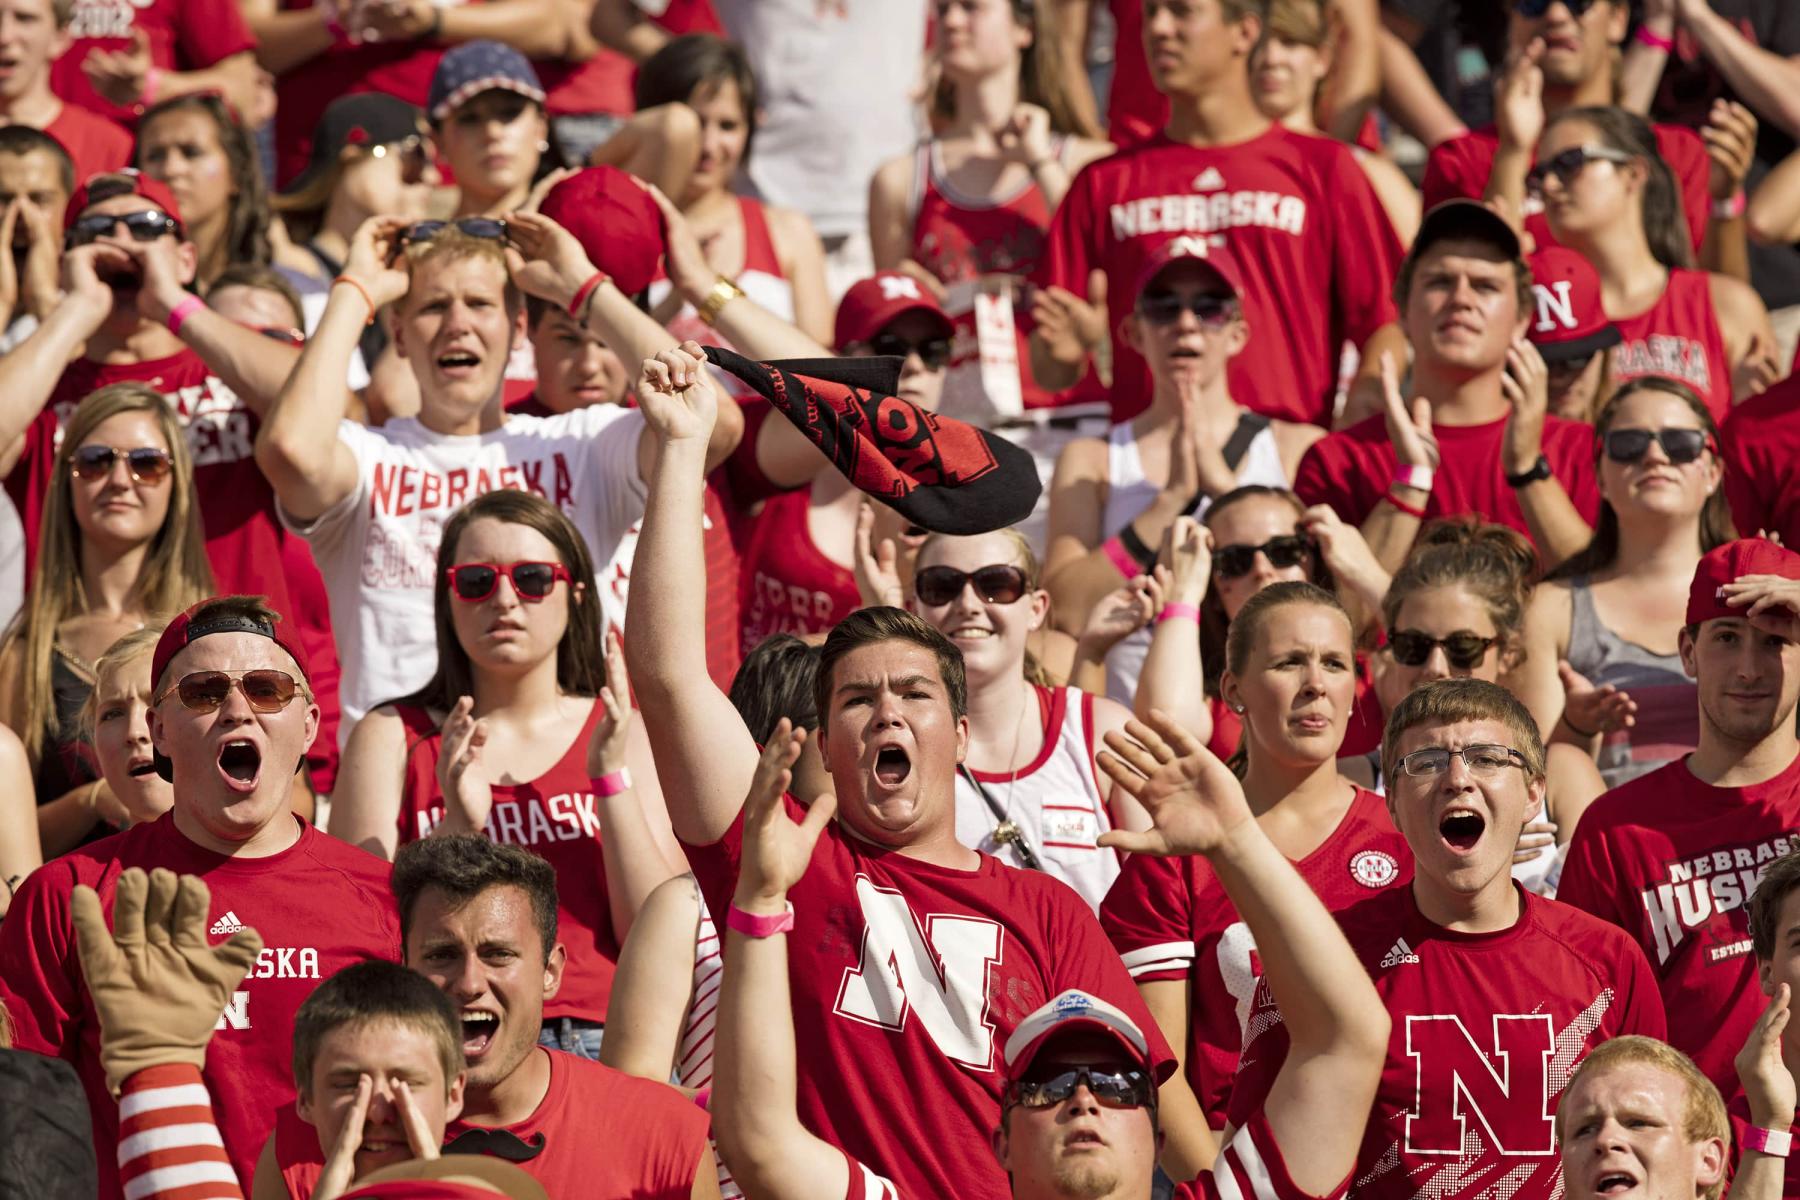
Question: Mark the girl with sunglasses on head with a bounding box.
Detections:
[133,93,271,294]
[331,489,685,1061]
[0,383,212,858]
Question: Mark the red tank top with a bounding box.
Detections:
[1610,267,1733,421]
[393,699,620,1023]
[737,488,860,652]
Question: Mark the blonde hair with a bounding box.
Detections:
[403,228,519,314]
[2,385,213,766]
[1264,0,1328,47]
[916,527,1054,687]
[79,624,167,742]
[1380,677,1546,788]
[1558,1036,1727,1200]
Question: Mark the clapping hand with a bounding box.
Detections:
[436,696,492,834]
[1736,984,1798,1132]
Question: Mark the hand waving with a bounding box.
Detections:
[853,501,905,609]
[1096,711,1254,857]
[636,341,719,444]
[734,720,837,907]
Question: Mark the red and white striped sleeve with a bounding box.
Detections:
[117,1063,245,1200]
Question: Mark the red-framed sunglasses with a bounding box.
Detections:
[446,561,572,603]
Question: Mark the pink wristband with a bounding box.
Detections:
[140,66,162,107]
[692,1087,712,1112]
[1743,1125,1793,1157]
[1157,602,1201,626]
[1635,24,1674,52]
[726,901,795,938]
[1101,536,1140,580]
[165,294,205,336]
[592,769,631,798]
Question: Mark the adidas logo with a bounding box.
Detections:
[1380,937,1420,968]
[210,911,244,936]
[1192,167,1225,191]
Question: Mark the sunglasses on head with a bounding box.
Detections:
[401,217,508,247]
[914,563,1029,607]
[1387,629,1498,669]
[1211,535,1311,580]
[1136,292,1238,328]
[1008,1066,1155,1112]
[1512,0,1600,15]
[867,332,952,371]
[66,209,181,248]
[1525,145,1635,196]
[447,560,572,603]
[69,444,173,483]
[158,669,302,713]
[1601,427,1714,465]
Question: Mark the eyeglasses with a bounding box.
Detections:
[157,669,303,713]
[1512,0,1600,15]
[1136,292,1238,328]
[914,564,1029,607]
[1601,427,1714,466]
[401,218,508,247]
[68,444,173,483]
[1386,629,1498,669]
[447,561,572,603]
[866,332,952,371]
[1211,535,1311,580]
[66,209,181,247]
[1396,743,1528,778]
[1007,1066,1155,1112]
[1525,145,1635,196]
[256,326,306,346]
[367,135,432,185]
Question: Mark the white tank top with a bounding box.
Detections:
[953,686,1119,911]
[1098,417,1290,704]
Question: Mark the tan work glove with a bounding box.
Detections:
[71,867,264,1095]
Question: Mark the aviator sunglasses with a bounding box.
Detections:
[66,209,182,248]
[68,445,173,484]
[157,669,302,713]
[1136,292,1238,328]
[1007,1066,1155,1112]
[866,332,953,371]
[447,561,572,603]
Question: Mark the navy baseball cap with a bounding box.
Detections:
[428,41,545,124]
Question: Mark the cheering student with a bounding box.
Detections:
[1103,581,1410,1177]
[0,128,76,350]
[624,340,1168,1199]
[712,710,1392,1200]
[1228,679,1665,1199]
[0,0,130,182]
[1559,539,1800,1103]
[0,595,402,1197]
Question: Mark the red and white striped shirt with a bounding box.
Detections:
[679,901,739,1199]
[118,1064,243,1200]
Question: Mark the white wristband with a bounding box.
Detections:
[1394,465,1434,493]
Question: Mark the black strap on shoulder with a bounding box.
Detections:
[1222,411,1272,471]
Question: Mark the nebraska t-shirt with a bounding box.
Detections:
[282,407,646,737]
[1556,752,1800,1100]
[52,0,256,125]
[1101,787,1412,1126]
[1720,375,1800,551]
[0,814,400,1198]
[42,101,132,182]
[682,798,1175,1200]
[1293,411,1601,546]
[1228,885,1667,1199]
[1034,124,1403,426]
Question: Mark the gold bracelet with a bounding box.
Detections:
[695,275,745,327]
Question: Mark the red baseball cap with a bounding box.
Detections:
[832,272,952,351]
[64,169,185,234]
[1131,234,1245,302]
[1527,246,1621,363]
[1686,539,1800,626]
[1001,989,1171,1084]
[537,167,665,297]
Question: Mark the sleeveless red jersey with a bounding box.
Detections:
[736,487,859,652]
[1610,267,1733,421]
[393,699,621,1024]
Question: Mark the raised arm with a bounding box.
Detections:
[1359,352,1431,572]
[1132,518,1213,743]
[1503,338,1593,564]
[0,245,114,463]
[1749,145,1800,246]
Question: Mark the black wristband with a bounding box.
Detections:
[1118,523,1157,571]
[1504,455,1553,489]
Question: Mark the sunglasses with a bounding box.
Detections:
[1397,743,1528,779]
[865,332,952,371]
[1601,427,1714,465]
[401,217,508,247]
[158,669,302,713]
[1008,1066,1155,1112]
[257,325,306,346]
[1525,145,1635,196]
[1512,0,1599,15]
[66,209,181,247]
[68,444,173,483]
[367,135,432,185]
[447,560,572,603]
[1136,292,1238,328]
[1545,352,1597,381]
[1387,630,1498,669]
[914,564,1029,607]
[1211,535,1311,580]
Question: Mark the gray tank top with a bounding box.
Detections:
[1565,576,1699,789]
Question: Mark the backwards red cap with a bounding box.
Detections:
[151,599,310,695]
[832,272,952,351]
[1686,539,1800,625]
[64,169,185,234]
[537,167,665,297]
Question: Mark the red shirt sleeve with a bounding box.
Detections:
[0,858,83,1058]
[1613,935,1669,1041]
[1099,852,1194,985]
[1051,888,1177,1079]
[1421,134,1481,214]
[1553,810,1621,929]
[1323,145,1402,347]
[1292,433,1379,526]
[173,0,256,66]
[1031,159,1101,296]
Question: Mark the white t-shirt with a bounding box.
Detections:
[284,407,647,740]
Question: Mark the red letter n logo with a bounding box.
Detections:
[1404,1014,1556,1156]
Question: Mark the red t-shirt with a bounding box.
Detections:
[51,0,256,126]
[536,50,634,120]
[681,797,1175,1200]
[41,101,132,182]
[392,699,621,1024]
[1292,411,1601,546]
[1719,375,1800,551]
[1609,266,1733,422]
[1101,787,1411,1127]
[1104,0,1166,149]
[1555,751,1800,1101]
[0,814,400,1197]
[1034,125,1402,426]
[1422,124,1710,259]
[1229,885,1667,1199]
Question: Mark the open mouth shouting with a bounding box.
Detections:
[461,1010,499,1058]
[1585,1167,1640,1197]
[217,739,262,792]
[437,349,483,379]
[127,755,159,780]
[1438,807,1486,855]
[872,745,912,790]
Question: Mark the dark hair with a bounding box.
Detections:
[1752,849,1800,961]
[1222,580,1352,777]
[1394,233,1533,316]
[1199,486,1334,696]
[1544,105,1694,270]
[291,961,463,1098]
[392,490,605,713]
[636,34,759,167]
[1382,519,1537,670]
[1549,376,1735,580]
[1381,677,1546,786]
[0,125,74,194]
[209,261,305,328]
[730,634,822,741]
[931,0,1102,139]
[814,607,968,728]
[133,93,273,274]
[392,834,560,956]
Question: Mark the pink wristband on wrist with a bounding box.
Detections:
[1157,602,1201,626]
[726,901,795,938]
[592,769,631,797]
[165,294,205,336]
[1743,1125,1793,1157]
[140,66,162,107]
[1101,536,1139,580]
[692,1087,712,1112]
[1635,24,1675,51]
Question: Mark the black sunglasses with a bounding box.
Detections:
[1545,352,1597,380]
[1211,535,1311,580]
[447,560,571,603]
[1008,1066,1154,1112]
[401,217,508,247]
[69,444,173,483]
[1525,145,1634,196]
[865,332,952,371]
[66,209,181,248]
[1601,427,1714,466]
[1512,0,1599,15]
[1136,292,1238,328]
[914,564,1029,607]
[1387,630,1498,669]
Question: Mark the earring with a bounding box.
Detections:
[538,139,551,154]
[1231,704,1245,714]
